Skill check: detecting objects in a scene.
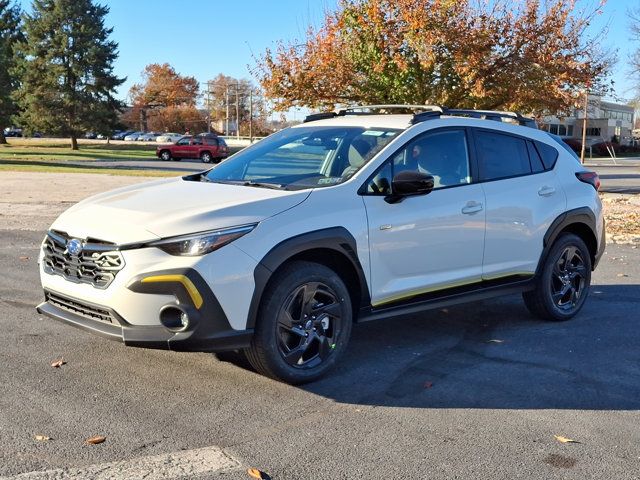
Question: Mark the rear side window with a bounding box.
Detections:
[526,141,545,173]
[204,137,218,146]
[475,130,532,181]
[534,140,560,169]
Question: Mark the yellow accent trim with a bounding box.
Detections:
[141,275,204,309]
[371,272,534,308]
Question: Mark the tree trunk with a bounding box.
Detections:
[0,131,7,145]
[71,135,78,150]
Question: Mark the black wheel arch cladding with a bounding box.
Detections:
[246,227,370,329]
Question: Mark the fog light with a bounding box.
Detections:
[159,305,190,332]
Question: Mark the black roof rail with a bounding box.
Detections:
[439,109,537,128]
[304,105,538,129]
[344,104,443,114]
[303,112,338,123]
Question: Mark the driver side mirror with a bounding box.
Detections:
[385,170,434,204]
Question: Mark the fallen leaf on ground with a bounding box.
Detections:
[19,256,29,261]
[247,468,271,479]
[34,435,51,442]
[50,357,66,368]
[486,339,504,344]
[85,435,106,445]
[554,435,580,444]
[424,381,433,389]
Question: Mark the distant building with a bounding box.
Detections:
[542,95,635,145]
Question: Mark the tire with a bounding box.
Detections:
[523,233,592,321]
[159,150,171,161]
[200,151,212,163]
[244,261,353,384]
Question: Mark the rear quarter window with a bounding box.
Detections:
[534,141,560,169]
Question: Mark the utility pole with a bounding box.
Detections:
[249,88,253,143]
[235,81,240,140]
[206,81,211,133]
[225,86,229,136]
[580,88,588,164]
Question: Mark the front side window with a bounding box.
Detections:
[364,129,471,194]
[176,137,191,146]
[475,130,531,181]
[202,126,400,190]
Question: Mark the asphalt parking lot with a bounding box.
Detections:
[0,173,639,479]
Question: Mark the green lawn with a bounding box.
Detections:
[0,163,177,177]
[0,139,157,162]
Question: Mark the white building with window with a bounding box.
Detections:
[542,95,635,146]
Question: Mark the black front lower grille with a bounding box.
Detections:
[46,292,115,324]
[42,231,124,289]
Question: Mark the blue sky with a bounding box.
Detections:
[18,0,640,105]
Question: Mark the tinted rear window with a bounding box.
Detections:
[526,141,545,173]
[475,130,532,181]
[534,141,559,169]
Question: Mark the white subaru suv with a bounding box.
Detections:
[37,106,605,384]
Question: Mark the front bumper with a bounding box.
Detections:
[36,268,253,352]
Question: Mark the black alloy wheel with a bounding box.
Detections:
[550,246,587,311]
[276,282,343,369]
[523,233,592,321]
[245,261,352,384]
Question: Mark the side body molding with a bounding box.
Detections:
[246,227,371,329]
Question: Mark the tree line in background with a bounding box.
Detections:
[0,0,634,149]
[0,0,270,149]
[256,0,614,115]
[124,66,272,137]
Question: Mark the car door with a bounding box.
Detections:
[472,128,567,279]
[361,128,486,307]
[173,136,192,158]
[188,136,203,158]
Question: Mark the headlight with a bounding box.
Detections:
[149,224,256,256]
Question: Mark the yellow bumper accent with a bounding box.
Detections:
[141,274,204,309]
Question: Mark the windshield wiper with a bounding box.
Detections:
[198,178,284,189]
[242,180,283,190]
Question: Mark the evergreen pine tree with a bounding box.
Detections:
[0,0,22,145]
[16,0,125,149]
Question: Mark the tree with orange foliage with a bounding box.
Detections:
[127,63,206,133]
[256,0,612,115]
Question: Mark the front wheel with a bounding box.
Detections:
[244,261,352,384]
[159,150,171,161]
[523,233,592,321]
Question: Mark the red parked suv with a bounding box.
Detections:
[156,134,229,163]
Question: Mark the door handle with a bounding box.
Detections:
[538,186,556,197]
[461,201,483,215]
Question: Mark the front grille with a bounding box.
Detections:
[46,292,115,324]
[42,231,125,289]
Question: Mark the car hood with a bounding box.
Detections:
[50,176,311,244]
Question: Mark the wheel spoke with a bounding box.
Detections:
[313,301,341,317]
[301,282,320,315]
[278,309,296,329]
[283,343,308,366]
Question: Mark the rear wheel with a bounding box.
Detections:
[245,261,352,384]
[159,150,171,161]
[523,233,591,321]
[200,151,212,163]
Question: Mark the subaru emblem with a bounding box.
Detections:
[66,238,83,256]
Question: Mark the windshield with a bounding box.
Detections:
[202,126,401,190]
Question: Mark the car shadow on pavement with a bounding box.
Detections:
[295,284,640,410]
